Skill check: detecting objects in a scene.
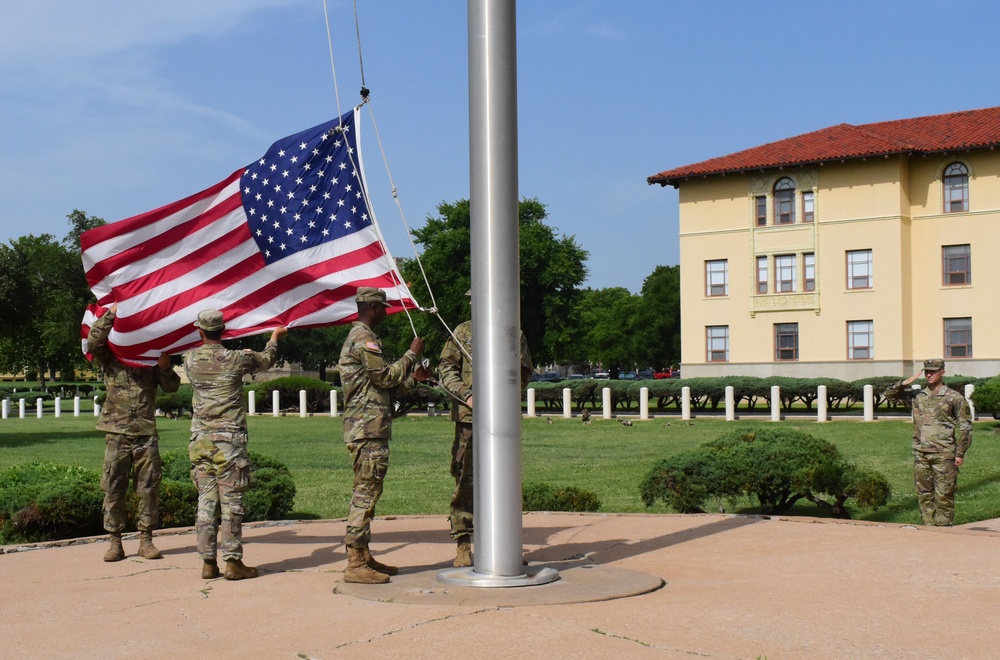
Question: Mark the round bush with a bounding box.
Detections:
[523,482,601,512]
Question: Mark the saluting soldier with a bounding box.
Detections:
[885,358,972,526]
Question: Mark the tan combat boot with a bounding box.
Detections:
[103,533,125,562]
[138,531,163,559]
[224,559,259,580]
[201,559,220,579]
[363,546,398,576]
[454,538,472,568]
[344,546,390,584]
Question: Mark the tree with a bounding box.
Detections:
[576,287,641,373]
[276,326,350,382]
[0,211,104,384]
[634,265,681,369]
[397,198,588,366]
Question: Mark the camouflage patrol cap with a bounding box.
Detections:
[194,309,225,332]
[923,358,945,372]
[355,287,390,307]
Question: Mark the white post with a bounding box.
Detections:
[54,396,62,418]
[330,389,339,417]
[526,388,535,417]
[272,390,280,417]
[965,383,976,420]
[36,399,43,418]
[725,385,735,421]
[248,390,256,416]
[640,387,649,420]
[863,384,874,421]
[93,396,100,417]
[74,396,81,417]
[817,385,828,423]
[562,387,572,418]
[19,398,26,419]
[681,386,691,421]
[602,387,612,419]
[2,398,8,419]
[299,390,307,418]
[770,385,781,422]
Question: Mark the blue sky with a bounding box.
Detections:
[3,1,1000,294]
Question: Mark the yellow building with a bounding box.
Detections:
[648,107,1000,379]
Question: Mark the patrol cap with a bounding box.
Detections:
[355,287,390,307]
[194,309,225,332]
[923,358,945,372]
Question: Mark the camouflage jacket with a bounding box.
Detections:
[437,320,532,424]
[183,340,278,436]
[88,308,181,436]
[338,321,418,443]
[884,380,973,457]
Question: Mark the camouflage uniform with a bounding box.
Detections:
[884,364,972,526]
[184,338,278,561]
[339,321,419,549]
[88,308,180,534]
[437,320,532,541]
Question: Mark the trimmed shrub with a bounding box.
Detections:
[0,463,104,544]
[156,384,193,417]
[971,376,1000,417]
[523,482,602,512]
[640,426,891,519]
[0,451,297,544]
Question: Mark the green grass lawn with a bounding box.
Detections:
[2,413,999,525]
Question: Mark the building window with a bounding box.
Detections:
[942,244,971,286]
[846,249,872,289]
[706,260,728,297]
[802,191,815,222]
[944,317,972,358]
[847,320,873,360]
[756,256,768,294]
[775,323,799,361]
[775,254,797,292]
[803,253,816,291]
[774,178,795,224]
[943,162,969,213]
[707,326,729,362]
[755,195,767,226]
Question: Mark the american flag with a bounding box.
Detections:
[80,107,417,366]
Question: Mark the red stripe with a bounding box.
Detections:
[111,223,255,303]
[85,191,243,289]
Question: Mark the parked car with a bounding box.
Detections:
[533,371,562,382]
[593,371,611,380]
[619,372,637,381]
[567,374,587,380]
[654,370,672,379]
[637,369,654,380]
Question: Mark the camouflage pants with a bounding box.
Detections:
[101,433,161,533]
[345,438,389,549]
[189,432,251,561]
[914,451,958,526]
[449,423,474,540]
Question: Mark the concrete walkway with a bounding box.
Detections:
[2,512,998,659]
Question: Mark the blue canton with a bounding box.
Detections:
[241,109,372,264]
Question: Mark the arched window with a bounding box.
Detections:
[943,162,969,213]
[773,177,795,224]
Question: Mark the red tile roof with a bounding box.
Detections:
[647,106,1000,187]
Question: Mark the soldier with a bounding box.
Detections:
[183,310,287,580]
[89,304,181,562]
[884,358,972,526]
[437,291,532,567]
[338,287,429,584]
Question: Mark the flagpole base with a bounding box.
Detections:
[436,565,559,588]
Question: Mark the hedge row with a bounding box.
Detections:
[527,374,991,412]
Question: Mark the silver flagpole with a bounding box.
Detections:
[438,0,557,588]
